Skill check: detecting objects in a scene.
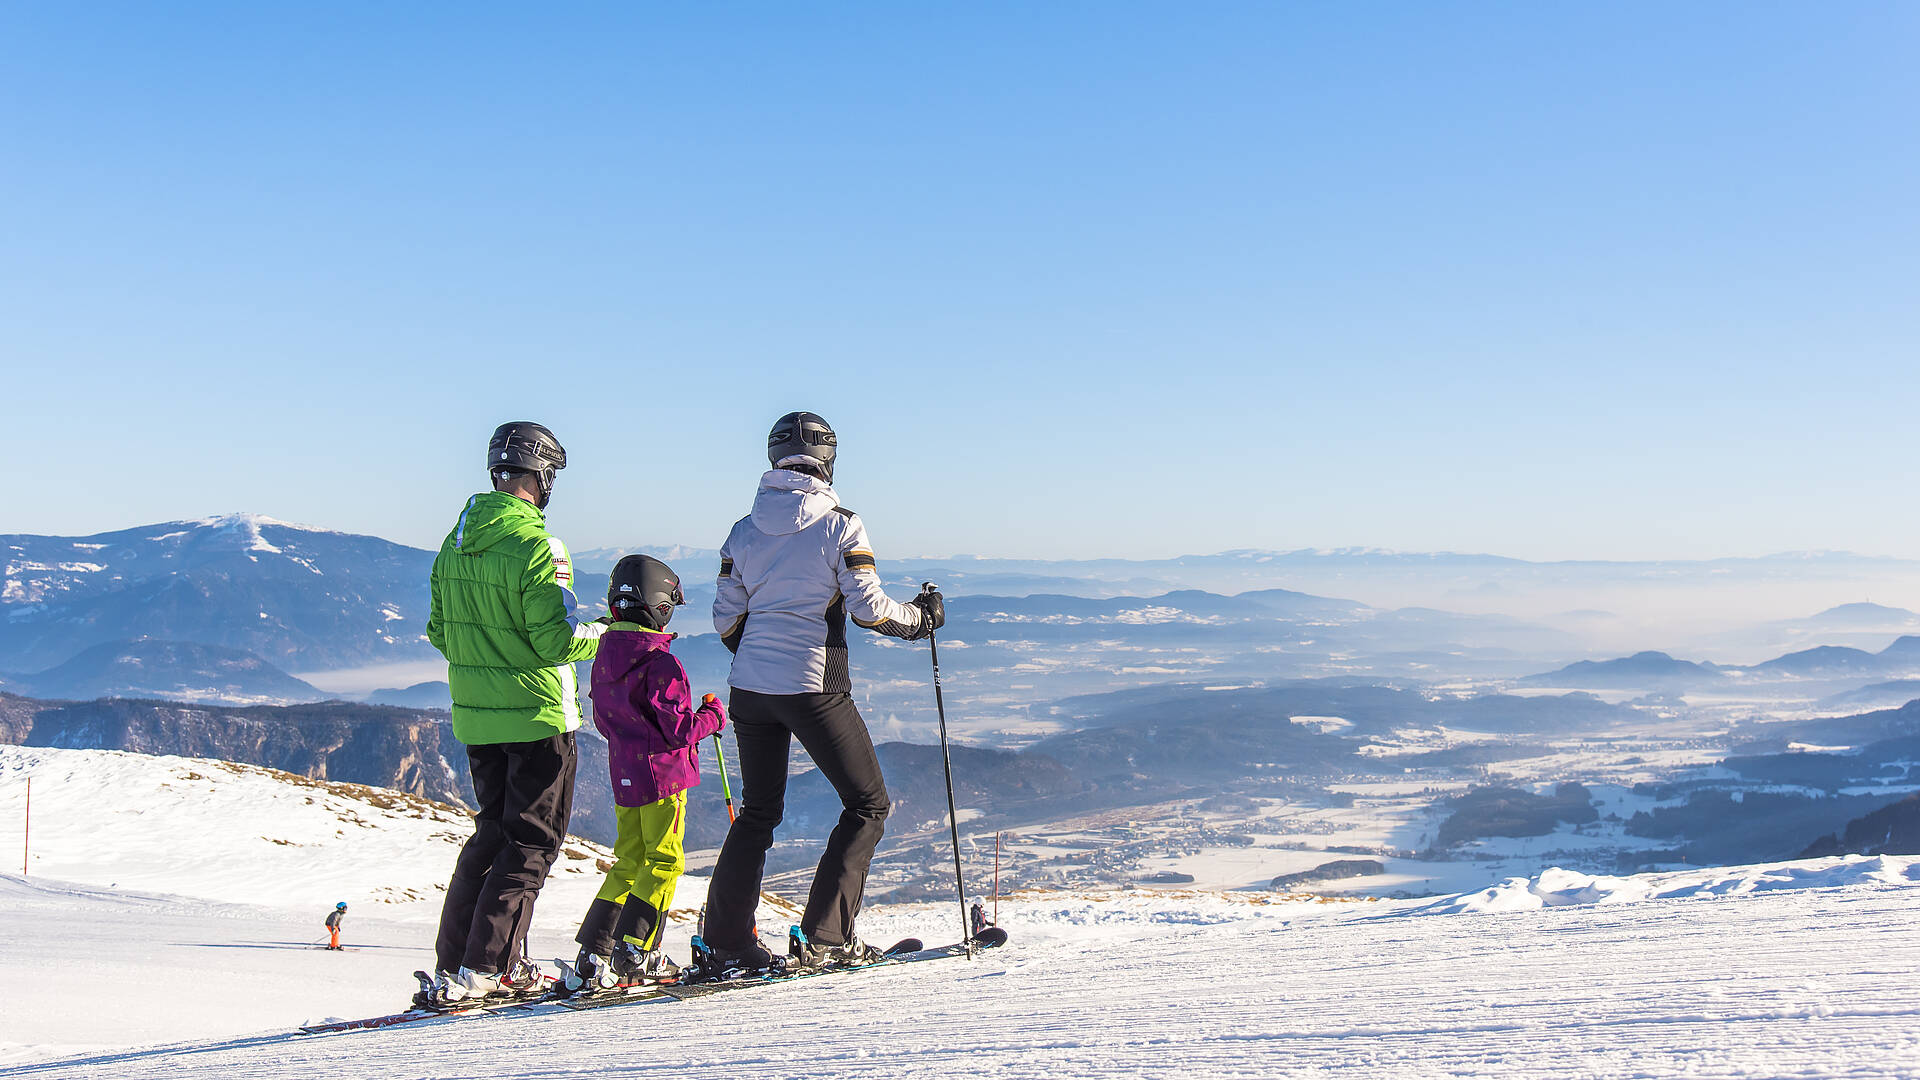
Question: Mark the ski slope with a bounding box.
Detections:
[4,748,1920,1078]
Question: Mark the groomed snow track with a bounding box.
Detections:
[7,858,1919,1080]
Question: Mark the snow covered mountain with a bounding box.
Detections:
[0,515,436,671]
[2,744,1916,1077]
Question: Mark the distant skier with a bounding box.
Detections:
[704,412,944,972]
[424,421,605,1003]
[568,554,727,991]
[971,901,992,939]
[326,902,347,950]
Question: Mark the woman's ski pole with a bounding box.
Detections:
[922,581,974,954]
[711,733,737,824]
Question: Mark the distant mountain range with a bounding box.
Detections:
[3,515,1596,712]
[11,515,1920,723]
[1518,652,1723,689]
[1520,636,1920,689]
[0,639,330,706]
[1801,601,1920,626]
[1815,680,1920,712]
[1,515,435,671]
[366,681,452,710]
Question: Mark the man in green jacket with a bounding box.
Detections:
[424,421,605,1004]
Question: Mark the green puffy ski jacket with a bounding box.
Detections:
[426,491,606,745]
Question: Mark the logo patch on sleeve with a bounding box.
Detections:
[546,537,573,587]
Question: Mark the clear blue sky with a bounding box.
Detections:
[4,3,1915,561]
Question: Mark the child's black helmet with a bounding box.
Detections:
[766,411,836,483]
[488,422,567,508]
[608,554,685,630]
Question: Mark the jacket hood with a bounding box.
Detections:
[452,491,545,554]
[750,469,839,536]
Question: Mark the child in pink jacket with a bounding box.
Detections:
[568,554,726,991]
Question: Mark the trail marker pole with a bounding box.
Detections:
[993,830,1001,925]
[22,778,29,878]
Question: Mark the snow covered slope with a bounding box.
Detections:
[2,747,1918,1078]
[0,746,612,918]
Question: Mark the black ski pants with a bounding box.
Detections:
[435,731,577,974]
[705,690,889,948]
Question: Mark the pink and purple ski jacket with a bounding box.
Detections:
[587,623,726,807]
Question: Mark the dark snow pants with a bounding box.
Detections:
[435,731,577,973]
[704,690,890,948]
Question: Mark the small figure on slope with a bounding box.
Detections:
[568,555,727,993]
[326,902,347,950]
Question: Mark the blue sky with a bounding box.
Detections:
[4,3,1915,561]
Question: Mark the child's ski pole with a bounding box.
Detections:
[711,734,737,824]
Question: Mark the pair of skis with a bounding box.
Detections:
[297,927,1009,1036]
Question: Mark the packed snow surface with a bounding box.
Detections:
[3,747,1919,1078]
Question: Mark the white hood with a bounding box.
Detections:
[749,470,840,536]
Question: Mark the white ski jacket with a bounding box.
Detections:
[713,470,925,695]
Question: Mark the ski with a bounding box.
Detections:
[298,930,1009,1037]
[670,928,1006,996]
[555,984,676,1012]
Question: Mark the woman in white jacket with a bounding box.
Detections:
[703,412,944,972]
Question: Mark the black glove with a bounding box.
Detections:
[911,590,946,638]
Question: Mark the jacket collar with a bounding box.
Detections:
[605,621,676,649]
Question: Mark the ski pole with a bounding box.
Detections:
[921,581,973,954]
[711,734,736,824]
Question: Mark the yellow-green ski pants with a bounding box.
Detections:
[594,790,687,949]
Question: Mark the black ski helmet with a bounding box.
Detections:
[607,554,685,630]
[767,411,836,482]
[488,422,567,509]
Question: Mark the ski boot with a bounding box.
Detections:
[612,941,682,983]
[412,969,464,1010]
[456,957,549,1002]
[561,949,619,995]
[787,926,885,972]
[684,933,776,982]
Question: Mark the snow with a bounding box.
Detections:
[0,746,612,920]
[3,746,1920,1078]
[1406,858,1920,915]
